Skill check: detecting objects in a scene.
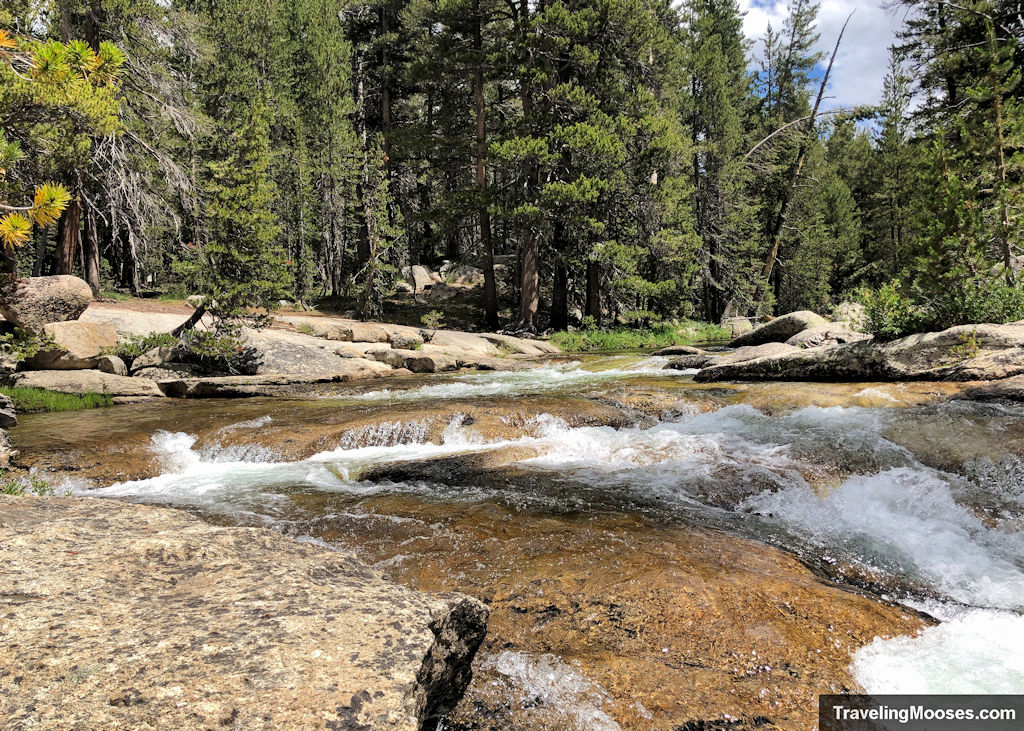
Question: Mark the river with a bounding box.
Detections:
[16,355,1024,728]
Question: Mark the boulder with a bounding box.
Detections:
[730,310,829,347]
[0,275,93,333]
[372,348,458,373]
[404,265,437,291]
[831,301,868,331]
[0,393,16,428]
[23,321,118,370]
[129,344,180,372]
[441,263,485,286]
[96,354,128,376]
[390,332,425,350]
[10,369,163,398]
[0,497,488,731]
[696,323,1024,383]
[426,282,459,302]
[717,342,800,366]
[652,345,708,357]
[405,351,458,373]
[244,329,392,378]
[786,324,872,349]
[339,322,391,343]
[721,316,753,338]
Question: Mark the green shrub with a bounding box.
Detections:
[178,328,262,375]
[104,332,180,369]
[550,321,730,352]
[857,281,923,340]
[0,387,113,413]
[859,275,1024,340]
[0,471,57,496]
[0,328,55,363]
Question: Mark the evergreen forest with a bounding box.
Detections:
[1,0,1022,337]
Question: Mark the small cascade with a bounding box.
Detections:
[337,419,434,449]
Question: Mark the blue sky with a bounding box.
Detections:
[738,0,909,109]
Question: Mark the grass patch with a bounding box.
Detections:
[100,290,134,301]
[296,323,317,336]
[550,322,730,352]
[0,387,114,413]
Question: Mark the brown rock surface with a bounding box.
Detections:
[0,496,488,730]
[296,499,930,730]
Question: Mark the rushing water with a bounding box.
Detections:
[18,356,1024,727]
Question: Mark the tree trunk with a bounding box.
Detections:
[519,230,539,329]
[551,263,568,331]
[474,0,498,330]
[55,196,81,276]
[754,15,850,313]
[82,205,101,295]
[120,230,141,293]
[585,259,601,326]
[31,226,48,277]
[172,305,206,336]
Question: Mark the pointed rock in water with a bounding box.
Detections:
[664,354,714,370]
[0,497,488,730]
[651,345,708,357]
[0,275,93,333]
[729,310,829,347]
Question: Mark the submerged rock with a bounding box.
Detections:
[0,497,488,730]
[730,310,829,347]
[0,275,93,333]
[697,323,1024,383]
[158,369,388,398]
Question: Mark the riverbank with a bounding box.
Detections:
[0,496,488,730]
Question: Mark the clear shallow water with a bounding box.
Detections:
[50,356,1024,722]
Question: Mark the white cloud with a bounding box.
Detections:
[738,0,909,108]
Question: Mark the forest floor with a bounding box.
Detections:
[99,286,500,332]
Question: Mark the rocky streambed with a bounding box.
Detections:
[5,356,1024,728]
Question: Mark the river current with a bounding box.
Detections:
[19,355,1024,727]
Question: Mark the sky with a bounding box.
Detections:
[738,0,910,109]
